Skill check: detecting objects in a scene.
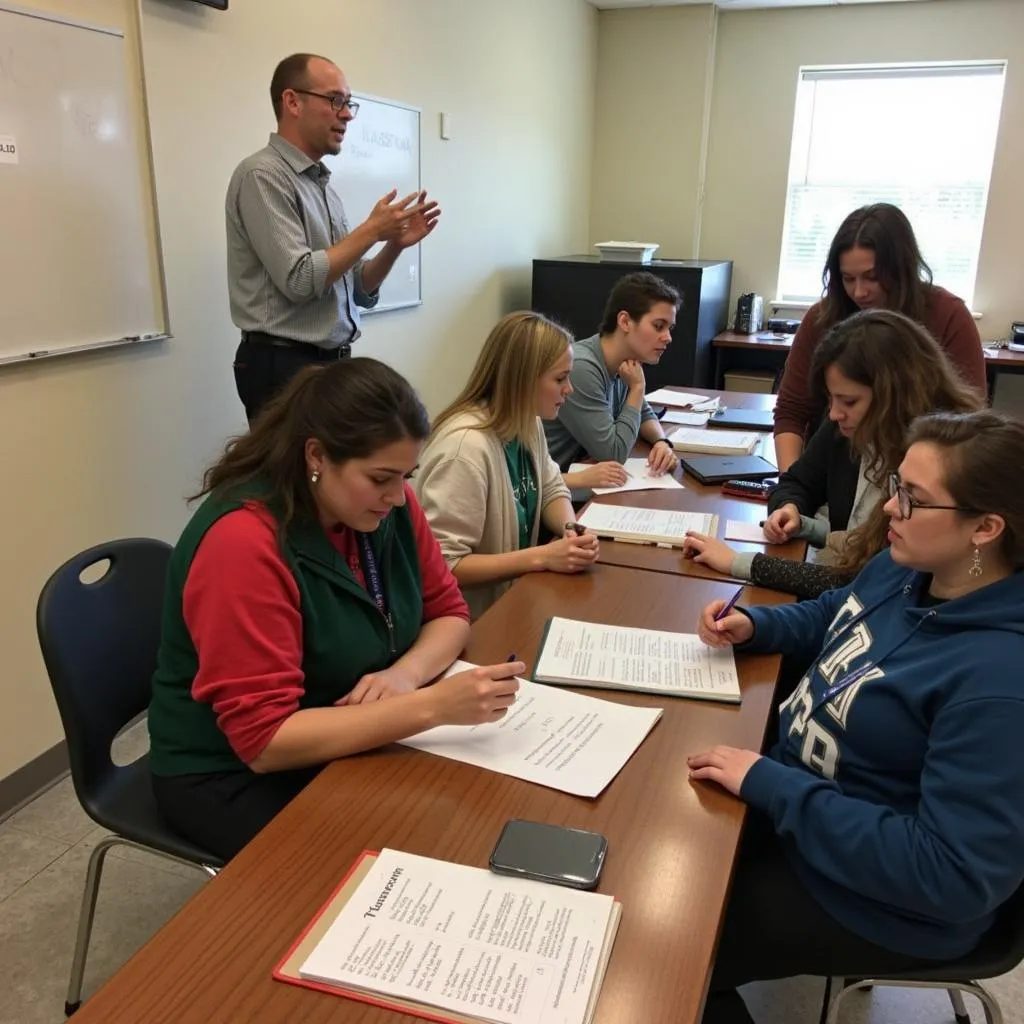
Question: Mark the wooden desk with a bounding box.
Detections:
[711,330,792,390]
[983,346,1024,401]
[592,389,802,581]
[69,567,789,1024]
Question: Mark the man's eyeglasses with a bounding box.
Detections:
[887,473,978,520]
[292,90,360,116]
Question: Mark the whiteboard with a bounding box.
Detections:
[323,93,422,314]
[0,4,167,366]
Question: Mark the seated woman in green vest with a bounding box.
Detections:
[414,311,600,620]
[148,358,524,861]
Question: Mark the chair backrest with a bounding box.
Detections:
[36,538,172,815]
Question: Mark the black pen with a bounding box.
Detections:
[565,522,586,536]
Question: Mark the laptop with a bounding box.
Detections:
[706,408,775,431]
[680,454,779,485]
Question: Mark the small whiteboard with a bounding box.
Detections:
[323,94,421,314]
[0,3,167,365]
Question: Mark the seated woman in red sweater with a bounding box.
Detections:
[774,202,986,472]
[148,359,523,861]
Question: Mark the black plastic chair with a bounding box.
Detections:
[36,539,223,1016]
[821,884,1024,1024]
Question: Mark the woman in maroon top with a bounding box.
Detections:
[774,203,986,472]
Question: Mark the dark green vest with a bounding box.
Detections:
[148,486,423,776]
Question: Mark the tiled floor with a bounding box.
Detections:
[0,721,1022,1023]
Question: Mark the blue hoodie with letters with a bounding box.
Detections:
[740,550,1024,959]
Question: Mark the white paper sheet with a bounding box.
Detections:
[660,409,710,427]
[723,519,772,544]
[577,503,715,544]
[400,662,662,798]
[644,388,720,412]
[568,458,683,495]
[534,618,741,703]
[300,848,616,1024]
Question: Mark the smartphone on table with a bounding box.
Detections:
[489,819,608,890]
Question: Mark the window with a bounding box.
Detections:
[776,62,1006,308]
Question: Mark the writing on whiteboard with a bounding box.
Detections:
[358,126,413,152]
[0,135,18,164]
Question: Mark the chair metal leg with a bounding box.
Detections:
[948,986,971,1024]
[824,977,874,1024]
[827,978,1004,1024]
[954,981,1004,1024]
[65,836,118,1014]
[65,835,217,1015]
[818,976,836,1024]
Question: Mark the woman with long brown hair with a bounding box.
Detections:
[149,359,524,861]
[773,203,986,472]
[682,309,983,598]
[415,311,598,619]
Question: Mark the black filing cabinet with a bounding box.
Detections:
[531,256,733,390]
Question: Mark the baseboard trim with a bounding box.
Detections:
[0,740,70,822]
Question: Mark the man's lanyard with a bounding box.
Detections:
[356,532,388,617]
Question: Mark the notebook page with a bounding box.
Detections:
[577,503,715,540]
[535,617,741,699]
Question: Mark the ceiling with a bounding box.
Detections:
[588,0,935,10]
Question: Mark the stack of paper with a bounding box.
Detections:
[576,503,717,547]
[595,240,660,263]
[279,848,621,1024]
[400,661,662,798]
[567,458,683,495]
[661,408,710,427]
[668,427,759,456]
[644,388,721,412]
[534,617,742,703]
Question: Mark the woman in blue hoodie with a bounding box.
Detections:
[689,410,1024,1024]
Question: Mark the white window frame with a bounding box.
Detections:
[775,60,1007,310]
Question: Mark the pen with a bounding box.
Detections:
[714,585,745,621]
[565,522,586,536]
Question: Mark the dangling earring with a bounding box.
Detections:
[310,469,320,485]
[969,546,983,578]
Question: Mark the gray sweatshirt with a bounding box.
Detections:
[543,334,658,471]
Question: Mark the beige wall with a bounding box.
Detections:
[595,0,1023,341]
[590,4,717,259]
[0,0,596,781]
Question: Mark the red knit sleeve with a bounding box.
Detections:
[930,289,987,398]
[774,303,823,437]
[183,505,305,765]
[404,484,470,623]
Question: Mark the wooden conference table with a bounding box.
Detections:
[70,391,799,1024]
[593,388,806,582]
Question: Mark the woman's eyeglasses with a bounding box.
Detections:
[887,474,978,520]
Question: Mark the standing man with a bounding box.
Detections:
[227,53,440,422]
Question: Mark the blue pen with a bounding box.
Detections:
[714,586,745,622]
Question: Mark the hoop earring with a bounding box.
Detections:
[969,546,983,578]
[310,469,320,485]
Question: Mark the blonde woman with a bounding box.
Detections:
[415,312,599,619]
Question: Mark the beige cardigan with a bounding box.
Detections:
[414,410,571,619]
